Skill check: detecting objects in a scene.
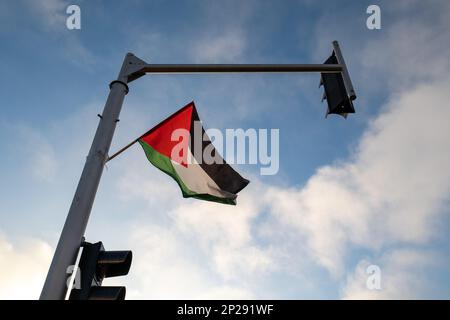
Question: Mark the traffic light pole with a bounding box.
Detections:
[41,41,354,300]
[40,53,139,300]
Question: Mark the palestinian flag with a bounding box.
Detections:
[137,101,249,205]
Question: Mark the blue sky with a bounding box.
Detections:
[1,0,450,299]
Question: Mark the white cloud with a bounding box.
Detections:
[13,124,60,183]
[341,249,439,299]
[132,1,251,64]
[3,101,103,184]
[360,3,450,90]
[0,234,52,300]
[104,224,255,299]
[102,64,450,298]
[109,166,279,298]
[3,0,450,300]
[109,74,450,298]
[2,73,446,297]
[26,0,68,30]
[23,0,95,66]
[171,182,276,281]
[191,30,246,63]
[267,78,450,277]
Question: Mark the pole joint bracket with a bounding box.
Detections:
[109,80,129,94]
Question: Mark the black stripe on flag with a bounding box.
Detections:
[189,104,250,194]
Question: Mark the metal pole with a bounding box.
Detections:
[40,53,134,300]
[332,41,356,100]
[139,63,342,74]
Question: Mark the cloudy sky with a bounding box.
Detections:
[1,0,450,299]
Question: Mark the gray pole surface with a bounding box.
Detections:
[40,53,135,300]
[138,64,343,74]
[332,41,356,100]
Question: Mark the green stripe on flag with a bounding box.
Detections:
[138,140,236,205]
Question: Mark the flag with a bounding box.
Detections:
[138,101,249,205]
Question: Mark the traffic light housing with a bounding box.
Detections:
[320,41,356,119]
[69,241,132,300]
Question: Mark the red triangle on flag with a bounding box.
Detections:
[140,102,194,167]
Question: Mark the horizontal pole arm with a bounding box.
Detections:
[137,64,343,74]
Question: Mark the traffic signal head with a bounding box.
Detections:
[69,241,132,300]
[320,41,356,119]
